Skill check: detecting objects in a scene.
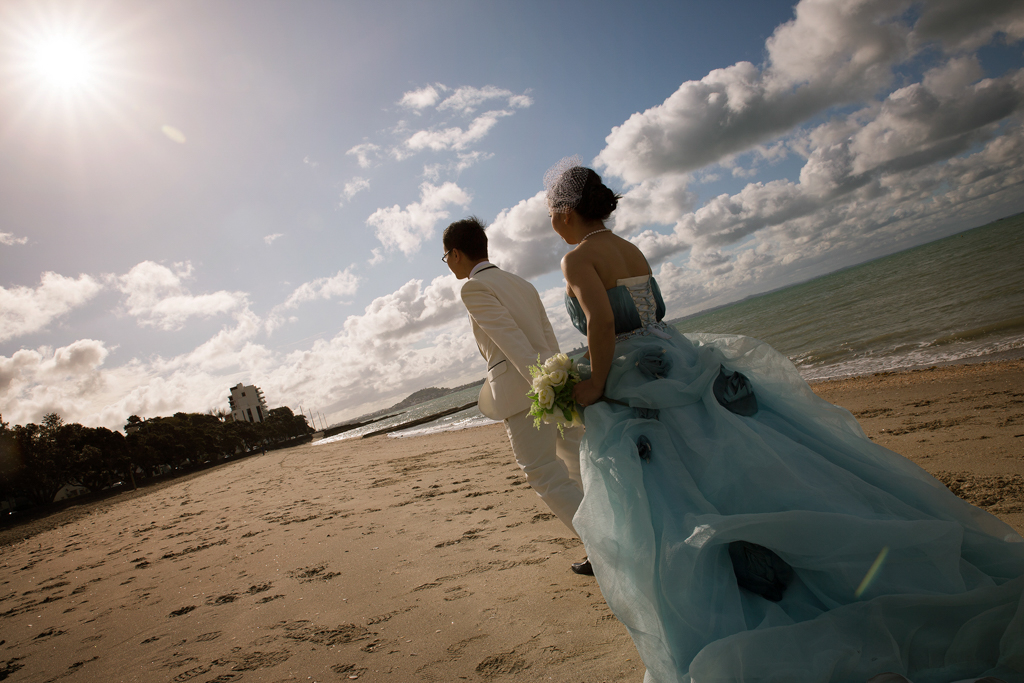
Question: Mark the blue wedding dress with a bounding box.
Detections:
[566,275,1024,683]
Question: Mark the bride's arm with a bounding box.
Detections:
[562,252,614,407]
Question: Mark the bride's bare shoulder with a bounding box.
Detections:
[561,246,592,274]
[615,236,650,272]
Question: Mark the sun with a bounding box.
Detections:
[29,33,97,91]
[4,3,125,113]
[1,2,145,143]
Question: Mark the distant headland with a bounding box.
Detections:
[339,378,485,427]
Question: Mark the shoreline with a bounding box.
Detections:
[378,349,1024,440]
[803,345,1024,384]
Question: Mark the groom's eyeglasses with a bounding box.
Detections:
[441,249,453,263]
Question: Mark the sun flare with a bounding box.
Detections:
[29,33,97,91]
[4,2,127,118]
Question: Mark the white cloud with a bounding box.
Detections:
[423,151,492,181]
[40,338,109,378]
[922,55,984,99]
[0,349,40,394]
[366,181,471,256]
[0,232,28,245]
[911,0,1024,52]
[0,339,112,426]
[269,267,361,328]
[0,273,478,430]
[403,110,512,153]
[341,176,370,202]
[264,233,284,245]
[114,261,248,331]
[0,336,247,429]
[486,192,570,280]
[342,273,463,341]
[845,67,1024,177]
[353,84,529,173]
[596,1,1024,188]
[400,84,445,110]
[612,174,697,236]
[0,272,103,343]
[595,0,916,184]
[346,143,381,168]
[399,85,531,116]
[437,86,515,114]
[509,94,533,109]
[170,309,264,373]
[422,163,443,182]
[0,339,108,396]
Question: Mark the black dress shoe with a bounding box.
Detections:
[571,558,594,575]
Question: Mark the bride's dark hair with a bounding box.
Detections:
[576,169,620,222]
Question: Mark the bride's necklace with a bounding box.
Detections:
[579,228,609,242]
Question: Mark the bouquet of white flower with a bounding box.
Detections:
[527,352,583,435]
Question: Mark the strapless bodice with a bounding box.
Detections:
[564,274,667,336]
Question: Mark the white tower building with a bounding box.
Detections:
[229,383,269,423]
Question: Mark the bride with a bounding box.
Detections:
[544,157,1024,683]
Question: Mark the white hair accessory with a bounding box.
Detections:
[544,155,589,214]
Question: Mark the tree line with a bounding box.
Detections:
[0,408,313,510]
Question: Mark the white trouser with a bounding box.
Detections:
[503,409,583,534]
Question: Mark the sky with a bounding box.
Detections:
[2,0,1023,431]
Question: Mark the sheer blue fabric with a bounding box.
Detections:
[566,276,1024,683]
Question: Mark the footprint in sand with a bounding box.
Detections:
[442,634,487,662]
[0,655,24,679]
[287,563,340,583]
[170,663,211,681]
[366,605,417,625]
[434,528,487,547]
[332,663,368,678]
[32,627,66,640]
[271,619,373,646]
[443,585,472,601]
[476,651,529,676]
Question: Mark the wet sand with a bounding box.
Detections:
[1,359,1022,682]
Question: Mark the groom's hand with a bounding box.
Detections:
[573,378,604,407]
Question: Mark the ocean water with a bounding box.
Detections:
[319,214,1023,441]
[671,213,1024,381]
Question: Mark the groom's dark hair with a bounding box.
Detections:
[443,216,488,260]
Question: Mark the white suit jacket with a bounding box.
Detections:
[462,265,560,420]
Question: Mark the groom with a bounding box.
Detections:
[443,217,589,573]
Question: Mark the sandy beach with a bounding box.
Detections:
[2,359,1022,683]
